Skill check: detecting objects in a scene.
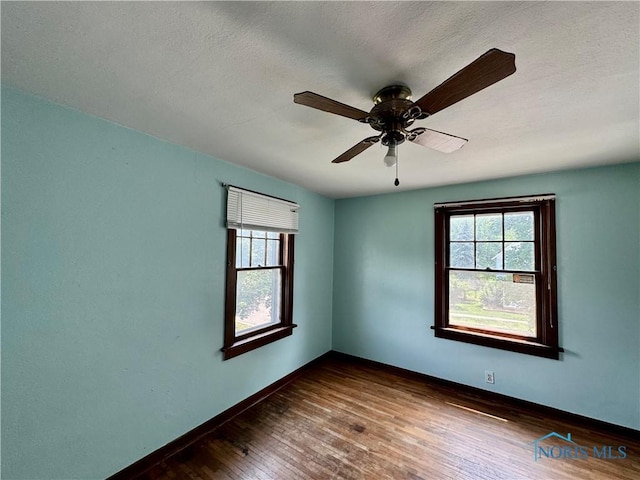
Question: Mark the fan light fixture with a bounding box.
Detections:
[383,142,397,167]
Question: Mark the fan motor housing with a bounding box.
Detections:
[369,85,419,144]
[372,85,412,104]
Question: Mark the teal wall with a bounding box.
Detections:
[333,163,640,430]
[1,87,334,479]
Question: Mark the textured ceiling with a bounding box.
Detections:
[2,2,638,198]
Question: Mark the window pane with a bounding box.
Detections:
[450,215,474,241]
[235,269,281,334]
[476,214,502,241]
[449,270,536,336]
[504,212,534,241]
[504,242,535,271]
[476,242,503,269]
[266,239,280,266]
[267,231,280,240]
[450,242,474,268]
[236,236,250,268]
[251,237,266,266]
[251,230,267,239]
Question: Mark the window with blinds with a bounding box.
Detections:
[222,185,297,360]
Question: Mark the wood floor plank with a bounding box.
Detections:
[141,356,640,479]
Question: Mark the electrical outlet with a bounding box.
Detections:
[485,370,495,384]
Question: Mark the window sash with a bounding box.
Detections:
[234,267,283,337]
[446,269,539,339]
[235,230,283,268]
[446,206,541,272]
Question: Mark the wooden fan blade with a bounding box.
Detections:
[414,49,516,116]
[332,136,381,163]
[408,128,468,153]
[294,91,369,121]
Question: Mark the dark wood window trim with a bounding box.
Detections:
[222,229,295,360]
[434,195,560,359]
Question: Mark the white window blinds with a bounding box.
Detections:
[226,185,299,234]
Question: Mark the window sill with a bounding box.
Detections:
[222,324,297,360]
[432,326,562,359]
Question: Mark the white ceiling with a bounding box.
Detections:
[2,1,638,198]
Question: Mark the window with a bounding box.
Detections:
[433,195,560,359]
[222,186,298,360]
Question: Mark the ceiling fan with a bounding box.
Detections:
[293,48,516,185]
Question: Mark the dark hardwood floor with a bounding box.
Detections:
[141,355,639,479]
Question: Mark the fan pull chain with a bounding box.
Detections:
[394,154,400,186]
